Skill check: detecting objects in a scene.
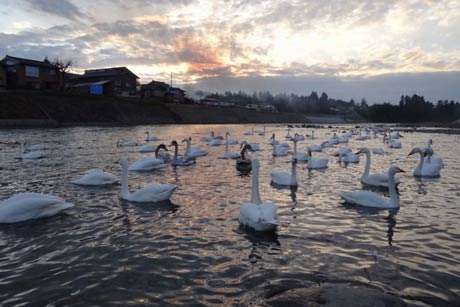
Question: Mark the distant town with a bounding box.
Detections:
[1,54,459,125]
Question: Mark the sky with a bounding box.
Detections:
[0,0,459,103]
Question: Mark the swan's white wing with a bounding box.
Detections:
[128,158,163,171]
[71,171,118,185]
[130,184,178,202]
[363,173,400,187]
[337,191,390,208]
[270,172,293,185]
[0,193,73,223]
[294,152,309,161]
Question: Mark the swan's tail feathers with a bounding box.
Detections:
[264,219,280,226]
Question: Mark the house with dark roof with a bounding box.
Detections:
[0,55,61,90]
[0,63,6,91]
[73,67,139,96]
[166,87,186,103]
[140,80,170,98]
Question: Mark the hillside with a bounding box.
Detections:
[0,91,308,127]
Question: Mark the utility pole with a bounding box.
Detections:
[170,72,173,87]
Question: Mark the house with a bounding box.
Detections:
[140,80,169,98]
[165,87,186,103]
[0,55,61,90]
[69,80,114,96]
[74,67,139,96]
[0,63,6,91]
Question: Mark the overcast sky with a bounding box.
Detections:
[1,0,459,103]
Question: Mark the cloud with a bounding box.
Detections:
[22,0,88,20]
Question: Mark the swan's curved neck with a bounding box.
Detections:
[362,151,371,178]
[155,146,161,158]
[185,139,191,154]
[240,147,246,160]
[293,141,297,155]
[225,134,229,154]
[121,162,129,198]
[388,171,399,206]
[291,161,297,185]
[173,144,178,160]
[415,150,424,175]
[251,161,262,205]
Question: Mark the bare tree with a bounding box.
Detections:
[51,58,73,91]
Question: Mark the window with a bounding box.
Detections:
[25,65,39,77]
[49,69,56,75]
[115,80,121,86]
[7,66,16,72]
[125,81,130,87]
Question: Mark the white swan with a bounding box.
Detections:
[117,139,138,147]
[293,134,305,141]
[120,157,177,203]
[71,171,118,186]
[225,132,239,145]
[271,160,298,186]
[25,143,45,151]
[257,126,266,136]
[138,144,156,153]
[339,152,360,163]
[285,128,291,139]
[309,144,322,152]
[145,131,158,142]
[208,132,222,146]
[222,132,240,159]
[20,143,44,159]
[271,134,287,157]
[183,137,208,158]
[408,147,441,177]
[373,147,384,155]
[0,193,73,223]
[239,159,280,231]
[332,147,351,157]
[338,166,404,209]
[243,128,254,136]
[236,143,254,171]
[128,144,168,171]
[310,130,316,139]
[321,141,335,148]
[170,141,195,166]
[424,139,443,167]
[306,147,329,169]
[292,135,309,161]
[357,147,400,188]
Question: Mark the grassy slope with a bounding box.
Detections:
[0,91,307,125]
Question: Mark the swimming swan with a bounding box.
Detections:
[357,147,400,188]
[183,137,208,158]
[239,159,280,231]
[269,134,288,157]
[120,157,178,202]
[292,135,309,161]
[221,132,240,159]
[236,143,254,171]
[145,131,158,142]
[128,144,168,171]
[424,139,443,167]
[408,147,441,177]
[0,193,73,223]
[138,144,156,153]
[20,143,44,159]
[71,171,118,186]
[170,141,195,166]
[306,147,329,169]
[338,166,404,209]
[271,159,298,186]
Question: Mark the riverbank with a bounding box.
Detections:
[0,91,311,127]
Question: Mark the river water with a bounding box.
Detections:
[0,124,459,306]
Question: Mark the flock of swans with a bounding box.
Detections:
[0,127,444,232]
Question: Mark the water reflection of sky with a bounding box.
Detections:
[0,124,459,306]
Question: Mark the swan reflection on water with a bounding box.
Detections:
[342,204,399,246]
[237,226,281,264]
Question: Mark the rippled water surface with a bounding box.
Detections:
[0,124,459,306]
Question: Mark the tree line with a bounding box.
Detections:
[196,90,460,123]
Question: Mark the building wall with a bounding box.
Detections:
[78,73,137,96]
[6,64,60,90]
[0,66,6,91]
